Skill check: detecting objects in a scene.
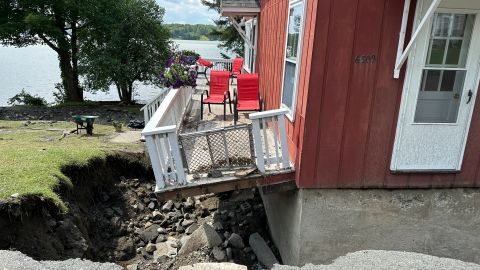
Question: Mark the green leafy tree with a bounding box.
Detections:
[79,0,170,104]
[165,23,219,41]
[0,0,102,102]
[201,0,243,57]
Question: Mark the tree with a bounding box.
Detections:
[201,0,243,57]
[79,0,170,104]
[0,0,99,102]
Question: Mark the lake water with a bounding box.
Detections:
[0,40,228,106]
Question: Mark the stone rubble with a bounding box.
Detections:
[103,178,282,270]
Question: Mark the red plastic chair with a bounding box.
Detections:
[197,57,213,84]
[230,58,244,84]
[234,73,263,124]
[201,70,232,120]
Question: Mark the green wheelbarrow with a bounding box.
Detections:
[72,115,99,135]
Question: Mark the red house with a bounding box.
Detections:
[220,0,480,265]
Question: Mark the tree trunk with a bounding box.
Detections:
[58,50,83,102]
[71,19,81,99]
[116,81,134,105]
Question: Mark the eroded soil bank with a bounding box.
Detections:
[0,153,280,269]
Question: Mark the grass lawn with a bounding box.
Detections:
[0,120,144,211]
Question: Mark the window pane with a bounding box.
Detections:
[445,40,463,66]
[421,70,441,91]
[428,39,446,65]
[282,61,296,110]
[433,13,451,37]
[452,14,467,37]
[286,3,304,61]
[440,70,466,92]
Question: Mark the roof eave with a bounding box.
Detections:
[221,7,260,16]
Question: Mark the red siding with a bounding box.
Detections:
[257,0,318,185]
[298,0,480,188]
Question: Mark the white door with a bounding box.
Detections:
[392,2,480,171]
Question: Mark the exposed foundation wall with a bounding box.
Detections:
[262,188,480,266]
[260,189,303,265]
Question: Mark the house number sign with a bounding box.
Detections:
[354,54,376,64]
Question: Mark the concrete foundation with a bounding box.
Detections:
[261,188,480,266]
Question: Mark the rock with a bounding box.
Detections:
[10,193,19,198]
[212,246,226,262]
[174,201,183,209]
[157,227,166,234]
[126,263,138,270]
[139,225,160,243]
[112,206,124,216]
[56,219,88,258]
[178,224,222,255]
[144,222,153,228]
[145,243,157,253]
[212,222,224,231]
[226,247,233,260]
[152,210,162,219]
[155,235,167,243]
[185,223,199,234]
[184,197,195,209]
[182,219,194,227]
[137,203,145,212]
[156,254,168,263]
[115,237,135,261]
[180,235,190,247]
[228,233,245,249]
[239,202,252,213]
[148,202,155,210]
[207,170,223,178]
[162,200,174,212]
[179,263,247,270]
[154,241,177,259]
[249,233,278,269]
[200,197,219,211]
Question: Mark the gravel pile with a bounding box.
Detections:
[0,250,122,270]
[273,250,480,270]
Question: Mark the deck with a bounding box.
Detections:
[141,61,295,199]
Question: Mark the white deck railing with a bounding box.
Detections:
[250,108,291,173]
[142,85,293,191]
[141,86,193,190]
[203,58,234,73]
[140,88,169,123]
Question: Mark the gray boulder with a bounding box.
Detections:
[139,225,160,243]
[178,224,222,255]
[249,233,278,269]
[154,240,177,259]
[228,233,245,249]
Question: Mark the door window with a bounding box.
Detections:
[414,13,475,123]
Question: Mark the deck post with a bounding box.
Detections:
[145,135,166,190]
[167,131,187,185]
[251,118,266,172]
[277,114,291,169]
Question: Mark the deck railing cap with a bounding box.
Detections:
[142,125,177,136]
[249,108,289,120]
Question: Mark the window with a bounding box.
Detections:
[281,0,305,121]
[414,13,475,123]
[244,19,257,73]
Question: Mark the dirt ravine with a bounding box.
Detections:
[0,153,280,270]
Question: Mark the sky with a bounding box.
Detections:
[156,0,218,25]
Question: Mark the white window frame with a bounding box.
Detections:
[244,18,258,73]
[280,0,307,122]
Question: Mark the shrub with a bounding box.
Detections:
[8,89,47,106]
